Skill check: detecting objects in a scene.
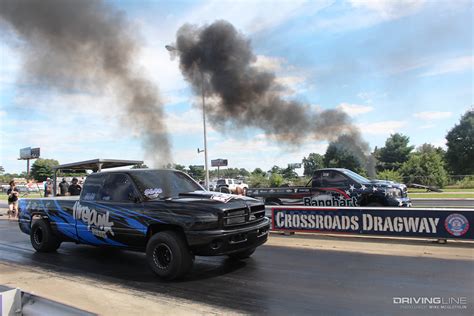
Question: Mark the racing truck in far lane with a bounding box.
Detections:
[18,169,270,280]
[246,168,411,207]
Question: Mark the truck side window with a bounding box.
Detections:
[100,174,136,202]
[81,175,106,201]
[323,171,349,188]
[312,172,322,187]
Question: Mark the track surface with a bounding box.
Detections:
[1,220,473,315]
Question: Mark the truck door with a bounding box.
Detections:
[309,170,354,206]
[93,173,146,247]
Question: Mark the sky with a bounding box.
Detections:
[0,0,473,175]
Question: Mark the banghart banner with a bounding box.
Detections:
[272,208,474,239]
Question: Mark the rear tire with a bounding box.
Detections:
[146,231,193,280]
[228,248,255,260]
[30,219,61,252]
[367,202,384,207]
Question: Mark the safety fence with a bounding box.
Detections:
[266,206,474,240]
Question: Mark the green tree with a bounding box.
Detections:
[132,163,149,169]
[269,173,284,187]
[251,168,266,176]
[302,153,324,176]
[247,173,270,187]
[30,159,59,182]
[377,133,414,171]
[400,150,448,187]
[281,167,298,180]
[376,169,403,183]
[445,110,474,174]
[188,165,204,180]
[172,164,187,172]
[324,143,364,173]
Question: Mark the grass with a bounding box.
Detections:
[408,188,474,193]
[409,193,474,199]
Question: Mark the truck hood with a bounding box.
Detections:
[144,191,263,214]
[370,179,407,190]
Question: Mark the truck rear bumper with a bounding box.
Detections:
[186,218,270,256]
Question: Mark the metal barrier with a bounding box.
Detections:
[0,288,95,316]
[266,206,474,240]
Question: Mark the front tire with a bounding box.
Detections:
[30,219,61,252]
[146,231,193,280]
[228,248,255,260]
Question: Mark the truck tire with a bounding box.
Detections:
[146,231,193,280]
[220,187,230,194]
[30,219,61,252]
[367,202,384,207]
[228,248,255,260]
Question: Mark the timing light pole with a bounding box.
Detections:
[165,45,209,190]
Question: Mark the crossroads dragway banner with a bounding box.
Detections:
[271,207,474,239]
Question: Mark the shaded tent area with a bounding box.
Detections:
[52,159,143,196]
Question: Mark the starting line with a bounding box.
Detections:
[267,206,474,240]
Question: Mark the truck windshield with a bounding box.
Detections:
[341,169,371,184]
[130,170,204,200]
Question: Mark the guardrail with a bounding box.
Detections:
[1,287,95,315]
[265,206,474,240]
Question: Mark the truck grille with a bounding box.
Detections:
[223,204,266,227]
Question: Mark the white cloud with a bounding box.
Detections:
[419,124,435,129]
[255,55,285,72]
[413,111,452,120]
[336,103,374,116]
[178,0,331,34]
[349,0,425,19]
[358,120,406,135]
[420,56,473,77]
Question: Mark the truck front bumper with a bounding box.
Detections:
[186,217,271,256]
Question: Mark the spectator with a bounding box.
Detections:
[7,180,19,219]
[44,178,53,197]
[68,177,82,196]
[59,178,69,196]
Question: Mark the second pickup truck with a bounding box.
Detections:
[246,168,411,207]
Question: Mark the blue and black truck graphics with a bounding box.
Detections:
[19,169,270,280]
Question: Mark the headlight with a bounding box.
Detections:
[386,188,401,198]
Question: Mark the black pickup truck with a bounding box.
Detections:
[246,168,411,207]
[18,169,270,280]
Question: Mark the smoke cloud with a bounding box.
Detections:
[171,20,373,172]
[172,20,356,143]
[0,0,171,165]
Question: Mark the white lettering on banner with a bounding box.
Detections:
[73,201,115,237]
[275,211,440,234]
[362,214,439,233]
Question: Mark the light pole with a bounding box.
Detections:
[165,45,210,190]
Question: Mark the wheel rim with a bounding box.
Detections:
[153,243,173,270]
[34,227,43,245]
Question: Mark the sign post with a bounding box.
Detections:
[18,147,40,177]
[211,159,228,178]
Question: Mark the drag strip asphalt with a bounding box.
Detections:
[0,220,473,315]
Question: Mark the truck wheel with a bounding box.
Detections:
[220,187,230,194]
[228,248,255,260]
[30,219,61,252]
[367,202,384,207]
[146,231,193,280]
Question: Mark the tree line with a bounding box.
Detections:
[1,109,472,188]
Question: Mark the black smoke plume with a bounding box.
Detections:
[172,20,356,143]
[171,20,373,173]
[0,0,171,165]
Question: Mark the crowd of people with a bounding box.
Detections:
[43,177,82,197]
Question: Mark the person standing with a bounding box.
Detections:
[7,180,19,219]
[68,177,82,196]
[44,178,53,197]
[59,178,69,196]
